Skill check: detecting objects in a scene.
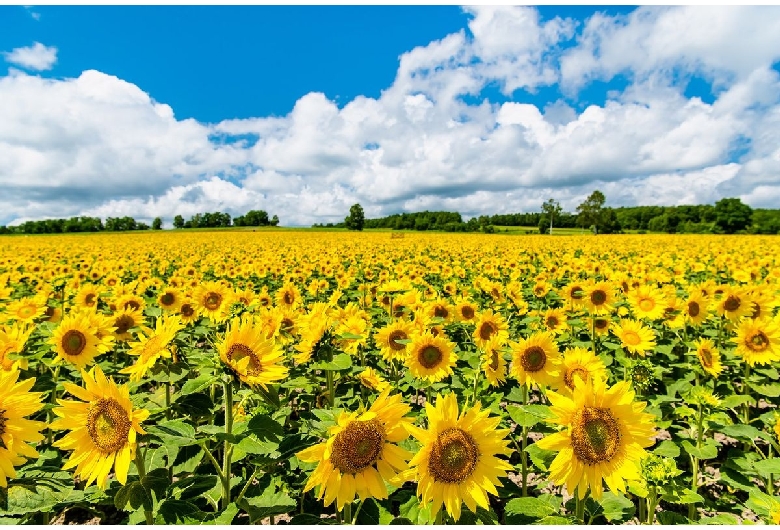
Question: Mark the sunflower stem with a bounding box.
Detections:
[235,466,259,506]
[742,363,751,425]
[134,448,154,525]
[164,381,172,421]
[343,502,352,525]
[575,489,586,524]
[521,383,529,497]
[435,509,444,525]
[688,402,704,522]
[221,377,234,510]
[470,368,481,407]
[646,485,658,525]
[351,499,365,524]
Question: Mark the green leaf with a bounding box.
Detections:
[504,497,556,523]
[141,468,170,500]
[720,424,764,442]
[157,500,200,524]
[0,484,81,516]
[597,492,635,522]
[398,490,434,525]
[537,515,577,524]
[681,439,718,460]
[180,373,217,395]
[312,353,352,371]
[525,442,556,472]
[114,481,152,511]
[653,440,681,458]
[337,332,364,340]
[506,404,552,428]
[753,458,780,476]
[699,513,741,525]
[721,394,755,409]
[235,435,280,456]
[661,489,705,504]
[147,419,199,447]
[238,486,297,523]
[750,383,780,398]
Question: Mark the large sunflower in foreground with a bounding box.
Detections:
[537,379,656,500]
[297,389,412,511]
[51,365,149,490]
[399,392,512,522]
[217,316,288,389]
[0,367,46,487]
[120,315,184,382]
[406,331,458,383]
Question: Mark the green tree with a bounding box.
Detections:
[152,217,163,230]
[270,214,279,226]
[541,198,562,234]
[173,215,185,229]
[714,197,753,234]
[345,203,365,231]
[577,190,606,233]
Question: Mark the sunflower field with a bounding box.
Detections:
[1,230,779,525]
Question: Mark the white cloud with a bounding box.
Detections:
[3,42,57,71]
[2,6,780,227]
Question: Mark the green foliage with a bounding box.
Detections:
[714,197,753,233]
[345,203,366,231]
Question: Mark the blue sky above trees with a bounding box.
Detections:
[1,5,779,226]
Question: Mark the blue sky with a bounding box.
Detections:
[1,5,779,226]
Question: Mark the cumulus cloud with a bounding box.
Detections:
[1,6,780,226]
[3,42,57,71]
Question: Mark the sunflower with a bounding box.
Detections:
[453,298,478,323]
[115,294,146,314]
[297,389,412,511]
[110,308,147,342]
[335,315,368,356]
[0,322,35,371]
[3,296,47,324]
[217,316,288,389]
[256,288,273,309]
[178,297,199,325]
[559,347,607,394]
[50,312,107,369]
[509,332,561,389]
[407,332,457,384]
[626,285,666,321]
[51,365,149,490]
[374,320,415,362]
[400,392,512,522]
[732,318,780,366]
[584,282,616,315]
[715,285,753,322]
[43,302,63,324]
[275,282,301,309]
[74,284,101,311]
[157,286,183,312]
[539,307,568,336]
[193,281,232,323]
[481,337,507,387]
[473,310,509,350]
[592,316,611,337]
[358,367,390,393]
[293,303,331,364]
[0,367,46,487]
[611,319,656,357]
[537,379,656,500]
[561,282,587,308]
[120,315,184,382]
[693,338,722,377]
[271,307,300,345]
[683,291,709,326]
[424,299,455,323]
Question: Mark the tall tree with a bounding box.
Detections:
[541,198,562,234]
[714,197,753,234]
[577,190,606,233]
[152,217,163,230]
[173,215,185,229]
[345,203,365,231]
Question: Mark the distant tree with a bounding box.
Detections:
[270,214,279,226]
[599,208,622,234]
[577,190,606,233]
[173,215,185,229]
[345,203,365,231]
[152,217,163,230]
[541,198,562,234]
[714,197,753,234]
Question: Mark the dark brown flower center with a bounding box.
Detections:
[724,295,741,312]
[488,349,500,371]
[478,321,497,341]
[388,330,408,351]
[87,398,131,454]
[521,346,546,372]
[571,407,621,465]
[594,318,609,331]
[62,330,87,356]
[419,345,443,369]
[205,292,222,311]
[181,303,195,317]
[590,290,607,306]
[85,293,96,306]
[570,286,584,300]
[687,301,700,317]
[461,306,475,320]
[161,293,175,306]
[546,316,559,329]
[434,306,449,319]
[114,315,135,335]
[428,428,479,484]
[564,367,589,390]
[283,292,294,305]
[699,348,713,368]
[227,343,262,375]
[748,331,769,352]
[330,419,385,475]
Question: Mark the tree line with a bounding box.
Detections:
[0,209,279,235]
[334,193,773,235]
